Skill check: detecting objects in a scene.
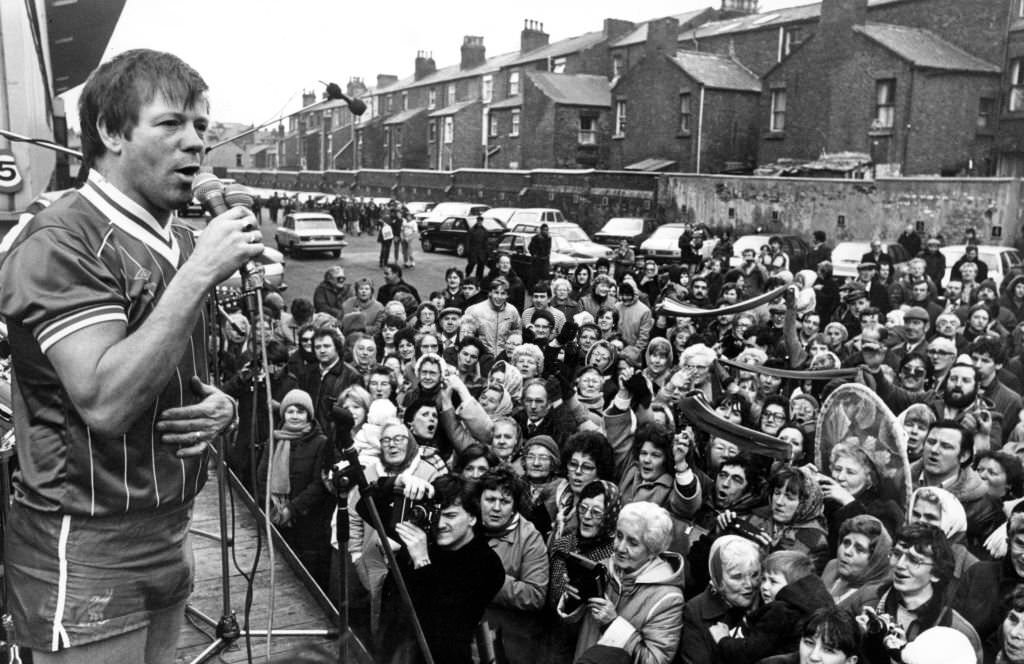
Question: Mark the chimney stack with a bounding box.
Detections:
[301,90,316,107]
[376,74,398,89]
[644,17,680,59]
[719,0,759,18]
[604,18,635,40]
[820,0,867,60]
[521,19,549,53]
[414,51,437,80]
[347,77,368,100]
[461,35,487,70]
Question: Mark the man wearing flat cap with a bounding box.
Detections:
[855,260,890,314]
[885,305,932,369]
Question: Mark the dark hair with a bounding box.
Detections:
[899,352,934,382]
[79,49,208,168]
[453,444,500,475]
[799,607,861,658]
[561,431,615,481]
[385,263,404,278]
[367,365,398,395]
[769,466,812,502]
[718,454,765,497]
[813,230,827,243]
[532,280,551,296]
[402,398,438,426]
[383,314,406,331]
[761,395,789,422]
[929,419,974,468]
[290,297,314,323]
[596,306,619,327]
[476,466,530,515]
[312,327,343,354]
[445,267,464,281]
[975,450,1024,499]
[718,393,752,427]
[394,326,417,348]
[265,339,290,365]
[489,276,510,292]
[632,422,673,469]
[458,336,485,355]
[969,335,1007,366]
[432,475,479,515]
[894,522,955,592]
[619,282,636,298]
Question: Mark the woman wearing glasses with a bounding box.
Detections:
[548,431,615,544]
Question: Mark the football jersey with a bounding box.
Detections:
[0,170,212,516]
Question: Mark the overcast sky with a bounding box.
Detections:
[61,0,809,130]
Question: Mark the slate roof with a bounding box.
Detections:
[428,100,480,117]
[508,30,608,66]
[611,9,713,47]
[375,50,522,95]
[489,96,523,110]
[382,107,427,125]
[680,0,909,40]
[669,51,762,92]
[854,23,1001,73]
[526,72,611,107]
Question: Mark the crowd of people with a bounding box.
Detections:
[222,223,1024,664]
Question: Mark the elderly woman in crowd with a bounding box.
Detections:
[477,467,549,664]
[907,486,979,588]
[681,535,764,664]
[558,501,685,664]
[513,434,562,538]
[511,342,545,381]
[818,442,905,553]
[488,359,524,404]
[820,514,893,609]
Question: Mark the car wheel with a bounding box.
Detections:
[331,250,341,258]
[276,239,287,254]
[455,242,466,257]
[421,238,434,252]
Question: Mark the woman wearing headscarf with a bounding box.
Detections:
[907,487,978,592]
[569,365,607,428]
[517,434,563,540]
[488,359,524,405]
[680,535,764,664]
[793,269,818,316]
[256,389,331,589]
[546,480,621,662]
[586,340,620,398]
[557,501,685,664]
[820,514,893,609]
[749,466,830,572]
[346,419,449,632]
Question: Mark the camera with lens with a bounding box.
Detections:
[388,496,441,539]
[722,515,772,550]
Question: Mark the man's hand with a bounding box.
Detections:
[187,207,264,286]
[395,521,430,566]
[156,377,236,457]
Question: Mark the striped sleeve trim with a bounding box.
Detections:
[37,304,127,353]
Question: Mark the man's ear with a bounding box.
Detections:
[96,116,124,155]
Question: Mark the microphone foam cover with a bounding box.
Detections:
[191,172,223,200]
[224,183,254,209]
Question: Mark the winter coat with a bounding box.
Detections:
[486,515,550,664]
[716,573,836,664]
[460,299,522,357]
[679,586,755,664]
[910,460,1006,556]
[953,558,1024,661]
[560,552,686,664]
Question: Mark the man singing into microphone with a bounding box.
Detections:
[0,50,263,663]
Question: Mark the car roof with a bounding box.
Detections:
[289,212,335,220]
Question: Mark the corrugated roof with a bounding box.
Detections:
[508,30,608,66]
[526,72,611,107]
[611,9,713,47]
[382,107,427,125]
[428,100,480,117]
[854,23,1001,73]
[489,96,523,110]
[669,51,762,92]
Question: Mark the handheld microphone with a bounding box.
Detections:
[223,183,265,315]
[191,172,228,216]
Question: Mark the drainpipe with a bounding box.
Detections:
[900,66,915,176]
[695,85,706,174]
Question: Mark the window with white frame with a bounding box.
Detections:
[401,92,408,111]
[510,109,520,137]
[770,89,786,132]
[428,88,437,109]
[780,27,803,60]
[446,83,456,106]
[551,57,567,74]
[679,93,692,133]
[578,114,596,144]
[1011,59,1024,112]
[482,75,493,103]
[874,79,896,128]
[386,95,393,113]
[614,100,627,136]
[509,70,520,96]
[488,113,498,138]
[978,97,995,129]
[612,54,623,78]
[443,117,453,144]
[428,120,437,142]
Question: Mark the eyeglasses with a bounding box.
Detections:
[888,547,933,569]
[568,461,597,474]
[524,453,552,464]
[901,367,926,378]
[762,411,787,422]
[927,348,954,356]
[683,364,710,371]
[861,345,883,353]
[300,337,314,344]
[380,435,410,447]
[578,505,605,519]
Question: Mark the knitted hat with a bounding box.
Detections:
[525,435,559,462]
[280,389,314,417]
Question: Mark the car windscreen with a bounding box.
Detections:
[649,226,685,242]
[482,219,504,232]
[551,227,589,243]
[297,219,338,232]
[601,219,642,234]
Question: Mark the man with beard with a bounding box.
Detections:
[313,266,352,319]
[970,336,1022,445]
[341,277,385,336]
[930,360,1002,445]
[911,420,1003,556]
[687,276,712,308]
[461,277,522,359]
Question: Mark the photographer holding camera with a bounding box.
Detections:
[374,475,504,664]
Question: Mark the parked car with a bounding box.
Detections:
[593,217,659,250]
[191,228,287,291]
[420,216,504,256]
[638,223,719,265]
[831,241,911,279]
[728,234,812,272]
[506,220,613,260]
[505,208,568,226]
[481,207,521,227]
[418,202,491,231]
[495,232,597,275]
[941,244,1023,292]
[274,212,347,257]
[404,201,435,218]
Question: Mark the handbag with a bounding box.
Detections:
[380,224,394,241]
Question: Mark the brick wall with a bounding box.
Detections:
[610,54,691,169]
[758,38,832,164]
[695,22,818,76]
[870,0,1011,66]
